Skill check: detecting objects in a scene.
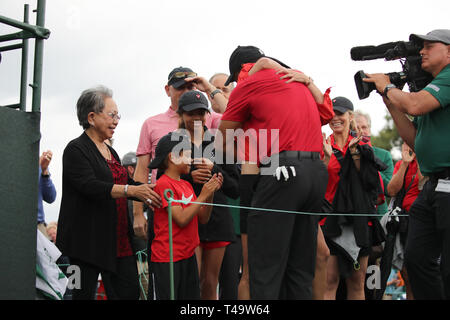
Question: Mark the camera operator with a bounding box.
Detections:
[363,29,450,300]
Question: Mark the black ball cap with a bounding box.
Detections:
[224,45,291,86]
[149,132,191,170]
[178,90,209,114]
[224,46,265,86]
[332,96,354,114]
[168,66,195,89]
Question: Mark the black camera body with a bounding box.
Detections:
[351,41,433,99]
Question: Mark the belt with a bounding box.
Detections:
[429,168,450,181]
[261,151,320,167]
[277,150,320,160]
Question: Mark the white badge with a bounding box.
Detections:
[435,179,450,193]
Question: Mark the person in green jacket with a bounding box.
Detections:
[355,110,394,217]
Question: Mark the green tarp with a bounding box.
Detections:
[0,107,40,299]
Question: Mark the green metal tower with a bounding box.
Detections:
[0,0,50,299]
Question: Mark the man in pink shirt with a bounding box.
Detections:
[133,66,224,240]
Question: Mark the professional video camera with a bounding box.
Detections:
[351,40,433,99]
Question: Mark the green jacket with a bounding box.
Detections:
[373,146,394,216]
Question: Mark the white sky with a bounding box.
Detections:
[1,0,449,223]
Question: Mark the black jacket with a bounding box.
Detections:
[323,144,386,248]
[181,129,240,242]
[56,132,140,273]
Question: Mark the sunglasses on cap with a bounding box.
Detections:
[169,71,197,82]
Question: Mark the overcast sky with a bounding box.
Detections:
[1,0,449,223]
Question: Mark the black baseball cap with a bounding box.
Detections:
[167,66,196,89]
[410,29,450,45]
[224,45,290,86]
[332,96,354,114]
[177,90,209,114]
[148,132,191,170]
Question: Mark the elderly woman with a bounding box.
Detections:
[56,86,161,300]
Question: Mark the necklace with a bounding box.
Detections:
[98,143,111,161]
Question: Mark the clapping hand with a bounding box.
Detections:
[200,173,223,198]
[191,158,214,184]
[322,133,332,159]
[401,143,415,164]
[349,122,363,154]
[40,150,53,174]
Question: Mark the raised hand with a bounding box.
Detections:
[401,143,415,164]
[191,168,212,184]
[184,76,214,94]
[40,150,53,174]
[193,157,214,171]
[322,133,332,159]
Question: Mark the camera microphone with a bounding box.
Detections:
[350,42,402,61]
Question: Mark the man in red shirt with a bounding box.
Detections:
[219,46,333,299]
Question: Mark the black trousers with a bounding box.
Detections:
[405,178,450,299]
[219,235,242,300]
[248,157,328,299]
[151,254,200,300]
[70,256,139,300]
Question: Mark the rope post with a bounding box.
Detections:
[164,189,175,300]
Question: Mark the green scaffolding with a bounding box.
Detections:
[0,0,50,299]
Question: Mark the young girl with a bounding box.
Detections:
[149,131,223,300]
[176,90,240,300]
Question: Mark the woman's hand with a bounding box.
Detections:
[349,136,362,154]
[276,69,313,86]
[40,150,53,175]
[129,183,162,208]
[193,157,214,171]
[322,133,332,159]
[348,127,362,154]
[191,167,212,184]
[401,143,415,164]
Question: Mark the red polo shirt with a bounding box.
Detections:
[151,174,199,263]
[222,69,327,164]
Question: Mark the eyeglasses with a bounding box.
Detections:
[168,71,197,82]
[104,112,121,121]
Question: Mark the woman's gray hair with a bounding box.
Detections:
[76,85,113,129]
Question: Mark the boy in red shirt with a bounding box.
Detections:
[148,132,223,299]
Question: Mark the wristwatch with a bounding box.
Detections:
[210,89,222,99]
[383,84,397,100]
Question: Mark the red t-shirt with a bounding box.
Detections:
[393,160,420,212]
[222,69,325,165]
[107,158,133,258]
[151,174,199,263]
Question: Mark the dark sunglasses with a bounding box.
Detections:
[169,71,197,82]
